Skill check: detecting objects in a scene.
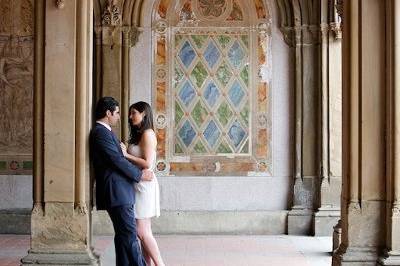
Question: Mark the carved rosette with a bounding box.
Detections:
[156,160,169,175]
[156,113,167,129]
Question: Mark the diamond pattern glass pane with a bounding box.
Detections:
[191,35,208,49]
[193,140,207,154]
[216,61,232,87]
[175,101,184,126]
[228,80,245,106]
[179,41,196,69]
[204,41,220,69]
[190,61,208,88]
[240,103,250,126]
[240,65,249,86]
[179,80,196,107]
[203,120,221,148]
[179,120,196,147]
[217,101,233,127]
[228,120,247,148]
[173,33,250,156]
[217,35,231,49]
[203,80,220,108]
[228,40,245,69]
[191,100,209,128]
[217,140,233,153]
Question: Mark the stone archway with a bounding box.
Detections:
[91,0,342,237]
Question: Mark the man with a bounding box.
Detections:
[90,96,152,266]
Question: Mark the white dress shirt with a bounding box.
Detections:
[96,121,112,131]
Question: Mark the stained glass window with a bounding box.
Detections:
[174,33,250,155]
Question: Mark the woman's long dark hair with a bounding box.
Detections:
[128,101,154,145]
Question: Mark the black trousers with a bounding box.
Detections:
[107,205,146,266]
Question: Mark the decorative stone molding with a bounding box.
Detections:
[75,203,88,215]
[335,0,343,21]
[55,0,65,9]
[129,26,141,47]
[32,202,43,216]
[155,20,168,34]
[102,0,122,26]
[156,113,167,129]
[195,0,232,21]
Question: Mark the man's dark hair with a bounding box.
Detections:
[95,97,119,120]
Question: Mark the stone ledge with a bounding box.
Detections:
[0,208,30,234]
[93,210,289,235]
[1,209,290,235]
[21,249,99,266]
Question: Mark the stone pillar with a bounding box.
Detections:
[378,0,400,265]
[287,22,321,235]
[332,0,387,265]
[313,0,342,236]
[96,0,135,141]
[21,1,98,265]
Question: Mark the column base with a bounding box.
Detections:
[287,207,313,235]
[21,249,100,265]
[332,245,379,266]
[378,251,400,265]
[332,220,342,252]
[313,207,340,236]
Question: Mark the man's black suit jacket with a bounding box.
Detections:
[90,123,142,210]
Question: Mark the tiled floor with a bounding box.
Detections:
[0,234,332,266]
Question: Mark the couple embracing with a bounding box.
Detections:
[90,97,165,266]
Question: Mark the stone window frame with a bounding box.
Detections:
[152,0,272,176]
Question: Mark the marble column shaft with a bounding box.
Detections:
[378,0,400,265]
[21,1,98,265]
[333,0,387,265]
[314,0,342,237]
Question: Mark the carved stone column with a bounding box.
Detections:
[378,0,400,264]
[21,1,98,265]
[286,23,321,235]
[313,0,342,236]
[96,1,140,141]
[332,0,387,264]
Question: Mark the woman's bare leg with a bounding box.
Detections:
[137,218,165,266]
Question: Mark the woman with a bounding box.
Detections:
[120,101,165,266]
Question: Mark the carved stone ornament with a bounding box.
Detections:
[196,0,232,20]
[75,202,88,215]
[55,0,65,9]
[155,20,168,34]
[258,22,271,34]
[198,0,227,18]
[335,0,343,21]
[257,161,268,172]
[330,22,342,40]
[130,26,141,47]
[156,160,169,175]
[156,68,167,79]
[102,0,121,26]
[156,113,167,129]
[258,114,268,127]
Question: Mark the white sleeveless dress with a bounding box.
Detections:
[127,144,160,219]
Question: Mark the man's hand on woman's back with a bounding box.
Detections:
[141,169,153,181]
